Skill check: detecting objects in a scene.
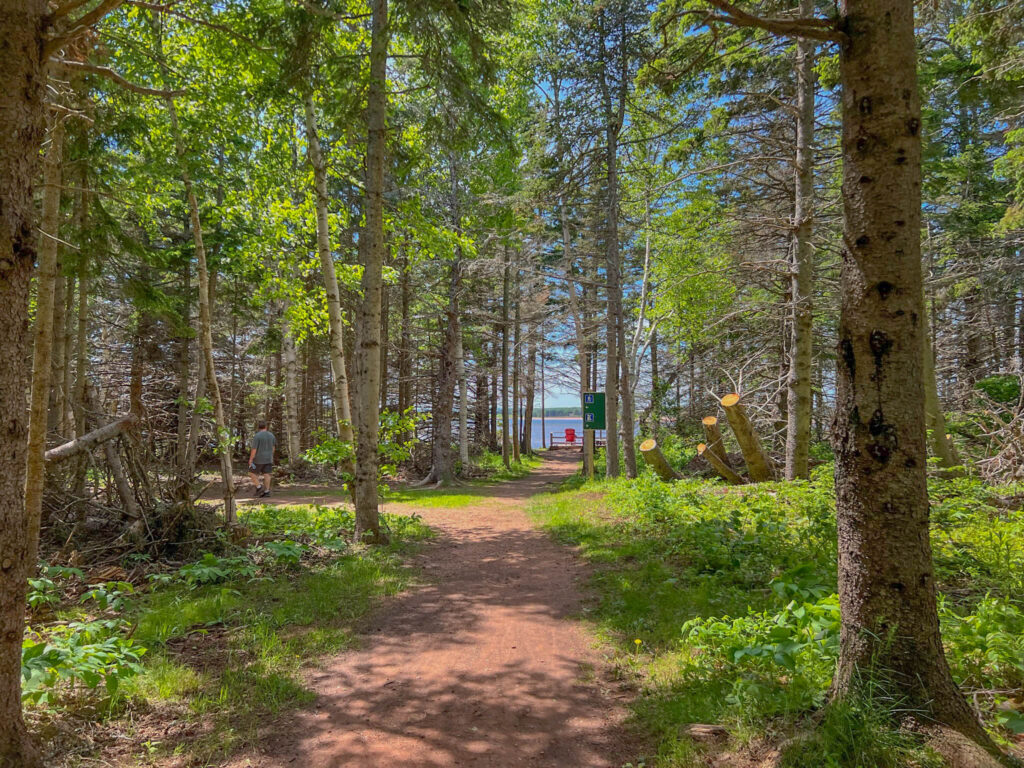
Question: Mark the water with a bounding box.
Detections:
[525,417,584,450]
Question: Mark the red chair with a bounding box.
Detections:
[565,428,576,445]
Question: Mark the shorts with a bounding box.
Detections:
[253,463,273,475]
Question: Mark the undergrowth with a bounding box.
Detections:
[528,466,1024,767]
[24,503,431,766]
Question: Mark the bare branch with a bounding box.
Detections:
[53,59,185,96]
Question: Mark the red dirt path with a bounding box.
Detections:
[228,451,639,768]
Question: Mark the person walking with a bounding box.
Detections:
[249,420,277,498]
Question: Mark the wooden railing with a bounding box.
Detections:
[549,430,606,448]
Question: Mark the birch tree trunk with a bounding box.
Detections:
[0,3,48,764]
[353,0,388,541]
[785,2,816,480]
[302,93,355,450]
[831,0,993,749]
[25,115,65,567]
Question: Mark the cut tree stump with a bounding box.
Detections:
[720,393,776,482]
[698,443,744,485]
[640,438,682,481]
[701,416,733,470]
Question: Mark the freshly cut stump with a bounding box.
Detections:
[640,438,681,481]
[700,416,732,470]
[698,443,744,485]
[720,393,776,482]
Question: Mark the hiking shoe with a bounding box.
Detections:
[261,490,271,498]
[255,485,264,496]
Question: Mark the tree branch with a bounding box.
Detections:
[702,0,846,43]
[45,0,125,57]
[53,59,185,96]
[294,0,371,22]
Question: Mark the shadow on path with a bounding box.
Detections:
[229,451,640,768]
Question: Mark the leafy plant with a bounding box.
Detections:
[177,553,259,586]
[22,620,145,705]
[81,581,136,612]
[260,539,305,566]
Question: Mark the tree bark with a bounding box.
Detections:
[45,416,135,465]
[721,393,776,482]
[698,442,744,485]
[512,268,522,464]
[701,416,733,471]
[639,438,681,481]
[302,93,355,453]
[785,1,816,481]
[25,115,65,567]
[831,0,993,748]
[501,246,511,468]
[521,331,536,456]
[165,94,236,524]
[352,0,388,542]
[456,327,470,467]
[282,307,303,464]
[0,3,48,765]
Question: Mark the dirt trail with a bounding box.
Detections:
[233,452,638,768]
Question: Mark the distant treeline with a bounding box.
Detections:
[496,408,581,417]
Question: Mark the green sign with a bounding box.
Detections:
[582,391,606,430]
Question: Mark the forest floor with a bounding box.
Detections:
[223,449,642,768]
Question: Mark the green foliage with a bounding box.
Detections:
[22,620,145,705]
[259,539,306,566]
[175,553,261,587]
[975,374,1021,404]
[530,468,1024,765]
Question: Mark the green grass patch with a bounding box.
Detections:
[385,450,544,509]
[528,468,1024,767]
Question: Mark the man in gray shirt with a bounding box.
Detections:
[248,420,277,498]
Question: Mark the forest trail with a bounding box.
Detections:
[228,451,639,768]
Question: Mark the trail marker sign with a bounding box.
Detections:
[582,392,606,430]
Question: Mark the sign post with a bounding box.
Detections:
[582,392,606,479]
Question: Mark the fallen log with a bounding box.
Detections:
[45,415,135,465]
[720,393,776,482]
[698,443,744,485]
[639,438,682,481]
[701,416,733,470]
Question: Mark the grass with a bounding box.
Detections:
[528,467,1024,767]
[27,503,432,767]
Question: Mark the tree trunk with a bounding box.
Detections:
[721,393,776,482]
[831,0,993,748]
[425,262,459,486]
[25,115,65,567]
[0,3,48,765]
[521,332,536,456]
[512,269,522,464]
[698,442,744,485]
[282,307,303,464]
[639,438,681,481]
[302,94,356,452]
[165,95,236,524]
[50,271,67,434]
[352,0,388,541]
[501,246,511,468]
[701,416,733,471]
[456,327,470,467]
[398,250,412,439]
[785,2,816,481]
